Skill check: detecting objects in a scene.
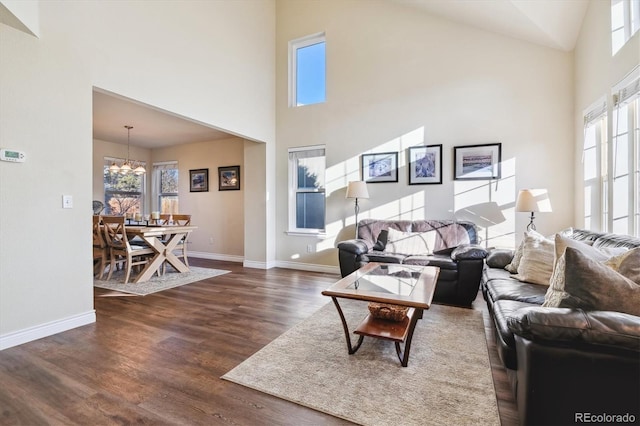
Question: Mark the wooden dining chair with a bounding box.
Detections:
[155,214,171,225]
[92,215,108,279]
[162,214,192,273]
[102,215,156,284]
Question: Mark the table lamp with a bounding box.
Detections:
[346,181,369,238]
[515,189,551,231]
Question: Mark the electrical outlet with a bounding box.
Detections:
[209,237,214,245]
[307,244,313,253]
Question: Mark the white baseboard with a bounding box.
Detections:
[190,251,339,273]
[0,310,96,351]
[189,251,244,263]
[243,259,278,269]
[275,260,340,274]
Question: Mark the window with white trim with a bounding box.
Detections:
[584,69,640,237]
[609,74,640,236]
[611,0,640,55]
[583,100,608,231]
[103,157,146,215]
[152,162,179,214]
[289,33,326,107]
[288,146,326,233]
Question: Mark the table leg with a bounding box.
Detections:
[132,236,165,283]
[131,232,192,283]
[330,297,364,355]
[161,233,190,272]
[394,308,423,367]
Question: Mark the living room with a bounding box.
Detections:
[1,0,639,424]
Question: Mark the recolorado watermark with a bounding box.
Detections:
[575,412,636,423]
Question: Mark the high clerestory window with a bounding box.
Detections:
[289,33,326,107]
[611,0,640,55]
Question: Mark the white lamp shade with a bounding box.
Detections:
[119,162,132,174]
[515,189,552,213]
[346,181,369,199]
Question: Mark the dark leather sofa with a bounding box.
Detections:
[482,229,640,425]
[337,219,488,306]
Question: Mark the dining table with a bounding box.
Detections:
[125,224,198,283]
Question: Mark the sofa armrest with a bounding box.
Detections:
[451,244,488,261]
[507,306,640,353]
[337,239,369,256]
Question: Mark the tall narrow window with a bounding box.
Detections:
[289,33,326,107]
[288,146,326,233]
[153,162,179,214]
[611,73,640,236]
[103,157,145,215]
[582,100,607,231]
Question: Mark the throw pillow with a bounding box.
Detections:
[545,234,587,308]
[386,228,434,256]
[504,239,524,273]
[545,236,636,307]
[554,233,610,263]
[505,228,573,274]
[605,247,640,284]
[543,252,568,307]
[514,231,555,286]
[372,229,388,251]
[552,247,640,316]
[486,249,514,269]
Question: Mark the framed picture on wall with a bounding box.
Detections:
[189,168,209,192]
[361,152,398,183]
[453,143,502,180]
[408,145,443,185]
[218,165,240,191]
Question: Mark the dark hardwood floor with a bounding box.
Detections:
[0,259,518,425]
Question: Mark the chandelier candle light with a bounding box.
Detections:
[346,181,369,238]
[109,125,146,175]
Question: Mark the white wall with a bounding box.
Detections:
[0,1,275,348]
[573,0,640,227]
[152,139,245,260]
[275,0,575,268]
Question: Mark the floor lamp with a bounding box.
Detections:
[515,189,551,231]
[346,181,369,238]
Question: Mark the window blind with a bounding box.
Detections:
[583,100,607,126]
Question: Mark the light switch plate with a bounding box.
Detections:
[62,195,73,209]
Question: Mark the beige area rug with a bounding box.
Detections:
[94,266,230,296]
[222,299,500,426]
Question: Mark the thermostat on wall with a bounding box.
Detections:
[0,148,26,163]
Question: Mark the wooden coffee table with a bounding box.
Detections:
[322,262,439,367]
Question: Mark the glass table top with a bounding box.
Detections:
[346,264,425,296]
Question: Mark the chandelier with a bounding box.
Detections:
[108,125,146,175]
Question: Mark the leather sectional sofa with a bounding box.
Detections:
[337,219,488,306]
[482,229,640,425]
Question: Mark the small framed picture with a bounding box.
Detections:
[408,145,442,185]
[453,143,502,180]
[361,152,398,183]
[189,168,209,192]
[218,165,240,191]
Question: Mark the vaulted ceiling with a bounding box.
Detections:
[93,0,590,148]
